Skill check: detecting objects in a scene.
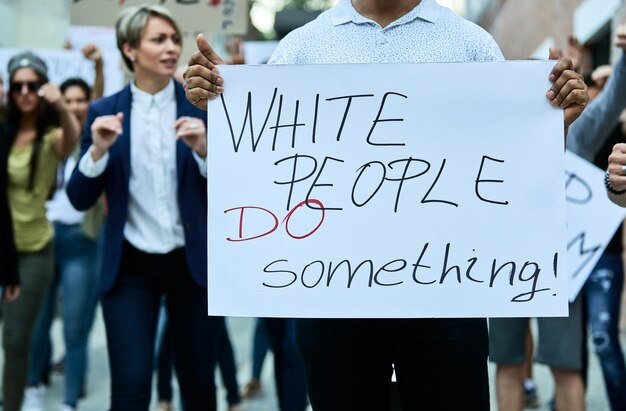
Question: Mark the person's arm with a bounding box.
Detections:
[39,83,80,158]
[83,44,104,100]
[566,29,626,160]
[225,37,245,65]
[67,104,120,211]
[563,35,584,74]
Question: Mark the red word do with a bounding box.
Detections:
[224,199,325,242]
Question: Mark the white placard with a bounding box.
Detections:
[0,47,124,97]
[241,41,278,65]
[70,0,248,68]
[68,25,119,56]
[70,0,248,35]
[565,151,626,301]
[207,61,568,318]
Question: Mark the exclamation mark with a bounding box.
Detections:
[552,252,558,296]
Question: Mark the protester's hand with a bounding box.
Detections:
[226,37,245,65]
[174,116,207,158]
[90,112,123,161]
[3,285,20,302]
[184,34,225,110]
[547,48,588,132]
[563,35,583,73]
[82,43,103,63]
[608,143,626,191]
[38,83,65,112]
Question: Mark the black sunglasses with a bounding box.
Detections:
[9,81,40,93]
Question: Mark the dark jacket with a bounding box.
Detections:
[0,124,18,285]
[67,81,208,292]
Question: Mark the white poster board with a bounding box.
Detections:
[68,25,119,56]
[241,41,278,65]
[70,0,248,68]
[0,48,124,97]
[565,151,626,301]
[70,0,248,35]
[207,61,568,318]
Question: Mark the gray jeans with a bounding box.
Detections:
[2,243,54,411]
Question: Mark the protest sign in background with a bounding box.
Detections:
[0,48,124,97]
[71,0,248,69]
[241,41,278,65]
[68,25,118,57]
[565,151,626,301]
[71,0,247,34]
[207,61,567,318]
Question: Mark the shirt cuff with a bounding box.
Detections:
[192,150,207,178]
[78,146,109,177]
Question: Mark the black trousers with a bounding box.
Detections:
[296,318,489,411]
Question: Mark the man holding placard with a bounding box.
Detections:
[184,0,588,409]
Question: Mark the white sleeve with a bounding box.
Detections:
[192,150,207,178]
[78,146,109,177]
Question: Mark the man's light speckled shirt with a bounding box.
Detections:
[268,0,504,65]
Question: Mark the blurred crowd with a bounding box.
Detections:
[0,1,624,411]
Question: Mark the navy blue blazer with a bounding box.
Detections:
[66,82,208,292]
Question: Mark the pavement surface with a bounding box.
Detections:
[0,312,615,410]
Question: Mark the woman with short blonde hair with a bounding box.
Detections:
[67,5,223,410]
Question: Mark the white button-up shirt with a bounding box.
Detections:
[47,155,85,225]
[268,0,504,65]
[79,79,185,253]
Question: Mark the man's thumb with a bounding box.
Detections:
[196,34,225,65]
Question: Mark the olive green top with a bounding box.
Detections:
[8,128,59,252]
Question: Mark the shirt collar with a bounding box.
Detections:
[130,78,175,110]
[331,0,440,27]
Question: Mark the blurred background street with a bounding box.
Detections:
[0,312,616,411]
[1,1,626,410]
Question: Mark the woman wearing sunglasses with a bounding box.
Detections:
[1,51,80,411]
[24,46,106,411]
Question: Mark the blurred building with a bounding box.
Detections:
[274,8,322,39]
[465,0,626,75]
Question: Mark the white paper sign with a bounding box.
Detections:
[207,61,568,318]
[241,41,278,65]
[70,0,248,35]
[0,48,124,97]
[565,151,626,301]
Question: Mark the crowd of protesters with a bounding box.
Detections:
[5,0,626,410]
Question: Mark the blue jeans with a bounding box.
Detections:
[218,322,241,406]
[102,242,223,411]
[584,252,626,411]
[264,318,308,411]
[27,223,100,407]
[251,317,270,380]
[154,301,174,403]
